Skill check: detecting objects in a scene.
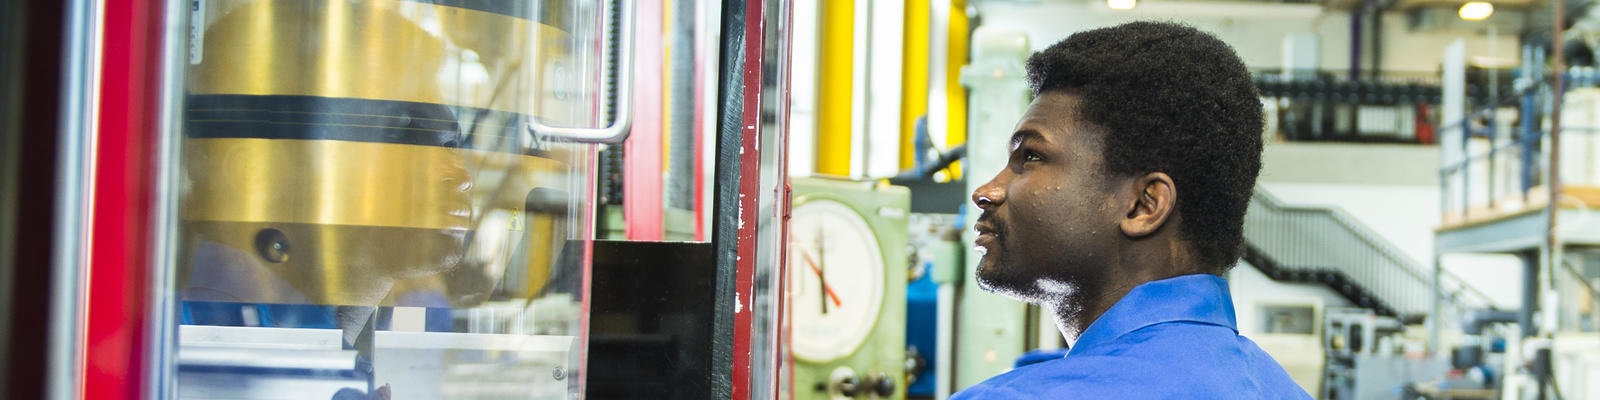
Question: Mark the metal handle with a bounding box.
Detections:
[530,0,635,143]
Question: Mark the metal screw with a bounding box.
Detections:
[552,367,566,381]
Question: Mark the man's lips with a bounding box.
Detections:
[973,221,1000,256]
[974,220,1000,237]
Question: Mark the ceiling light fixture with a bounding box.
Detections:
[1459,2,1493,21]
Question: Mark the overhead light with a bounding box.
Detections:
[1459,2,1493,21]
[1108,0,1136,11]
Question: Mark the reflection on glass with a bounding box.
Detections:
[171,1,600,398]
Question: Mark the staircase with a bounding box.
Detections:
[1241,187,1493,320]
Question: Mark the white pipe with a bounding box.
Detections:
[935,283,955,400]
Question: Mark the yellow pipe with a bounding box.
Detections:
[662,0,673,173]
[899,0,930,170]
[944,0,969,180]
[817,0,855,176]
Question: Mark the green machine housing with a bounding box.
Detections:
[789,177,909,400]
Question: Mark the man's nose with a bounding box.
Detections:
[972,179,1005,210]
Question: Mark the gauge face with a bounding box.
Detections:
[788,198,886,363]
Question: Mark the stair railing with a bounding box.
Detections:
[1244,187,1495,317]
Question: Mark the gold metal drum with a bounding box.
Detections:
[179,0,579,307]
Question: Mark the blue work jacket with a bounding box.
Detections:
[952,274,1312,399]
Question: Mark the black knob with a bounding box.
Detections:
[837,375,862,397]
[254,228,290,263]
[905,346,927,381]
[871,373,896,397]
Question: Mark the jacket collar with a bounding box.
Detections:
[1067,273,1237,355]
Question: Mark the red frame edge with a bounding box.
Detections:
[732,0,767,397]
[83,0,165,398]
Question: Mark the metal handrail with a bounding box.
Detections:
[1245,187,1496,316]
[527,0,635,143]
[1437,125,1600,174]
[1251,187,1428,281]
[1435,69,1600,217]
[1436,80,1545,218]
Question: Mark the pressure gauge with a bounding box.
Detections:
[788,198,886,363]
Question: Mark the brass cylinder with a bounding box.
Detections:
[179,0,574,307]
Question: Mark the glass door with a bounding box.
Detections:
[161,1,614,398]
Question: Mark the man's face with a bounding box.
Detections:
[971,91,1123,303]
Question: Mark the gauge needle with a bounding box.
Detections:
[817,233,827,314]
[796,248,843,308]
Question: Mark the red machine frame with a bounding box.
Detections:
[73,0,795,399]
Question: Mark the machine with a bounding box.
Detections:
[1321,308,1448,400]
[174,1,610,398]
[788,177,910,400]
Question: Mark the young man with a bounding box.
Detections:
[956,22,1310,398]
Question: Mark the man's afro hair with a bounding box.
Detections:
[1025,21,1263,272]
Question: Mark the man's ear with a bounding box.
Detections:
[1119,172,1176,238]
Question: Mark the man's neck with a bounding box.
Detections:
[1045,302,1083,345]
[1049,279,1138,344]
[1051,234,1210,343]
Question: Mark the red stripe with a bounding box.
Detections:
[732,0,766,397]
[692,13,708,243]
[624,0,666,241]
[85,0,163,397]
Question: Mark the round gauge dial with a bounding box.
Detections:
[788,198,886,363]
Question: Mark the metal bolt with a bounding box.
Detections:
[552,367,566,381]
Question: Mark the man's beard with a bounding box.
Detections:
[975,247,1036,299]
[975,242,1104,341]
[977,255,1089,306]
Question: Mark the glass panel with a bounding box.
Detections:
[1558,251,1600,333]
[168,1,604,398]
[752,0,793,394]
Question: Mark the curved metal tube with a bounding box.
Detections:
[530,0,635,143]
